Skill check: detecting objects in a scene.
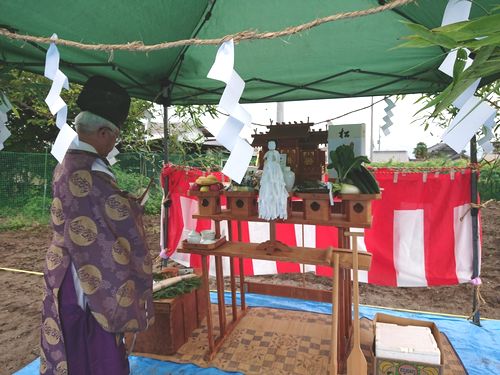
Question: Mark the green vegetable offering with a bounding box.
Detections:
[153,277,202,299]
[327,144,380,194]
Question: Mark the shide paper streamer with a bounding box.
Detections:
[44,34,78,163]
[207,40,253,184]
[438,0,496,154]
[0,92,13,150]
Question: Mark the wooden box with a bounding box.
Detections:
[295,193,331,221]
[339,194,380,226]
[125,284,207,356]
[225,191,258,217]
[373,313,443,375]
[188,190,221,216]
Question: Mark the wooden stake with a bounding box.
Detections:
[346,232,367,375]
[330,253,340,375]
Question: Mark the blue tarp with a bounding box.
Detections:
[16,292,500,375]
[16,356,242,375]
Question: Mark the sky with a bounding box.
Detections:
[201,94,447,159]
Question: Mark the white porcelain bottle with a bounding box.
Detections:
[283,166,295,192]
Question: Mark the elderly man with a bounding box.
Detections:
[40,76,154,375]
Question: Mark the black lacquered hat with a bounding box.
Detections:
[76,76,131,128]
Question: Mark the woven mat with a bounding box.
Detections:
[135,305,467,375]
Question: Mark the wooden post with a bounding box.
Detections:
[470,136,481,326]
[215,256,226,336]
[161,104,169,268]
[331,253,340,375]
[237,221,246,310]
[201,255,214,357]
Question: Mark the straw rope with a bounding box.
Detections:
[468,284,487,321]
[459,199,494,222]
[0,0,417,52]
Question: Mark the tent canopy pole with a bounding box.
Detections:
[470,136,481,326]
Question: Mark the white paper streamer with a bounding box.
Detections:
[43,34,75,162]
[441,0,472,26]
[442,98,496,153]
[51,123,78,163]
[380,97,395,135]
[0,92,13,150]
[207,40,234,84]
[438,49,474,78]
[477,115,496,153]
[216,117,244,151]
[452,78,480,109]
[222,138,254,183]
[0,92,13,113]
[107,146,120,165]
[0,124,11,144]
[44,34,60,80]
[207,40,253,183]
[0,111,7,125]
[439,1,496,152]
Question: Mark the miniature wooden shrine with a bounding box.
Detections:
[252,121,327,184]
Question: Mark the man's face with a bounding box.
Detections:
[100,126,120,156]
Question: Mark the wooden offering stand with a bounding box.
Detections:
[188,190,221,215]
[179,193,379,373]
[224,191,258,217]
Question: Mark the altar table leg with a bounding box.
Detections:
[201,255,214,356]
[215,256,226,336]
[229,258,237,321]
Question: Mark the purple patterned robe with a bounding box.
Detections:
[40,150,154,374]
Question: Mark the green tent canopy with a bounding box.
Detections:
[0,0,498,104]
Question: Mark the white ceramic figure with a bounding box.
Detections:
[258,140,289,220]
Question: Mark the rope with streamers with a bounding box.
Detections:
[0,0,417,52]
[459,199,494,222]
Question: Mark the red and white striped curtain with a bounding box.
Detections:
[160,165,479,287]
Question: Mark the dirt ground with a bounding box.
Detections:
[0,202,498,374]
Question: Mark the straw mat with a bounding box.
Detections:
[134,305,466,375]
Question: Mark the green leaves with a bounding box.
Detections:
[400,13,500,51]
[401,21,458,50]
[327,144,370,183]
[400,8,500,126]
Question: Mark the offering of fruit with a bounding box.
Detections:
[190,174,224,192]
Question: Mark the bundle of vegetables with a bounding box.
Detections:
[327,144,380,194]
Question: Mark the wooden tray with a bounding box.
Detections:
[182,237,227,250]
